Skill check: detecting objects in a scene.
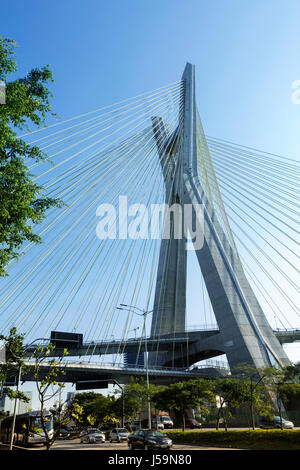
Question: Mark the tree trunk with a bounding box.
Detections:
[278,394,283,430]
[250,381,255,430]
[251,403,255,430]
[182,408,185,432]
[222,408,228,431]
[216,407,222,430]
[40,400,51,450]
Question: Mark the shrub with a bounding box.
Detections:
[164,429,300,450]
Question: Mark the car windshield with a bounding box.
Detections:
[145,431,164,437]
[117,428,128,433]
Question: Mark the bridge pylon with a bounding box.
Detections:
[149,63,291,372]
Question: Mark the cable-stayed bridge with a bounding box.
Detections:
[1,63,299,387]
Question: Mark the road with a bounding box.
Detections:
[49,438,240,451]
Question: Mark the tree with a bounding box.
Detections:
[213,367,273,431]
[66,392,116,428]
[32,344,68,450]
[262,363,300,429]
[0,36,62,277]
[50,400,70,434]
[0,327,30,404]
[232,363,272,430]
[90,394,117,426]
[152,379,215,431]
[112,386,139,426]
[121,377,151,428]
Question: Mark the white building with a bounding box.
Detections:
[0,391,33,415]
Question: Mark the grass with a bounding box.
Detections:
[164,429,300,450]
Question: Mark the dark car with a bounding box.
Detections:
[185,418,201,429]
[58,428,70,439]
[128,429,172,450]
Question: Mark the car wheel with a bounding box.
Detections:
[110,439,112,443]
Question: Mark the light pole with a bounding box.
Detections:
[117,304,169,430]
[129,327,140,339]
[113,379,125,427]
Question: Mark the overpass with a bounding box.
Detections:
[24,328,300,361]
[15,359,229,388]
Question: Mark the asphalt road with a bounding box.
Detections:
[49,438,240,451]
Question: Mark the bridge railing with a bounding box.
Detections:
[32,358,229,372]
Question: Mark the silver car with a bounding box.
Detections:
[109,428,130,442]
[80,431,106,443]
[260,416,294,429]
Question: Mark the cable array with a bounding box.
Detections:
[206,136,300,331]
[0,80,299,370]
[0,81,186,367]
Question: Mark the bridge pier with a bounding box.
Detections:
[149,62,291,372]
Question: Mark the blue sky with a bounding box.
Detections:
[1,0,300,406]
[1,0,300,158]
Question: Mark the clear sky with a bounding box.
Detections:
[1,0,300,407]
[1,0,300,157]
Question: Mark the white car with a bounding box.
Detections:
[80,431,106,443]
[109,428,130,442]
[160,416,174,429]
[151,420,164,431]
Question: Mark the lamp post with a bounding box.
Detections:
[129,327,140,339]
[117,304,169,430]
[113,379,125,427]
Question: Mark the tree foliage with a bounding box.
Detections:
[32,344,68,450]
[0,36,62,276]
[66,391,118,427]
[0,327,30,403]
[262,363,300,429]
[152,379,215,431]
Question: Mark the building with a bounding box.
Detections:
[0,391,33,416]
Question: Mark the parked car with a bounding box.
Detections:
[109,428,130,442]
[160,416,174,429]
[260,416,294,429]
[99,424,117,440]
[58,428,70,439]
[130,419,164,431]
[151,419,164,430]
[128,429,172,450]
[80,430,106,443]
[185,418,201,429]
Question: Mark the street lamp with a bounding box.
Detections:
[112,379,125,427]
[117,304,169,430]
[129,326,140,339]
